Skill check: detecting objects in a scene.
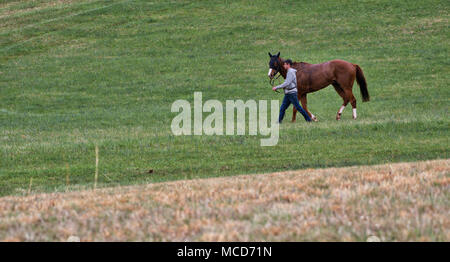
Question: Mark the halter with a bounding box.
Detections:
[269,63,283,93]
[269,72,282,86]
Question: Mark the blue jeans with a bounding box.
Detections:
[279,93,311,123]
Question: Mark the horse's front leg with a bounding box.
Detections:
[300,94,317,121]
[291,107,297,122]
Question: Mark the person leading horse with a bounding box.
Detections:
[268,52,369,121]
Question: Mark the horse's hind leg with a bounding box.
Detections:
[333,82,349,120]
[349,92,357,119]
[342,78,357,119]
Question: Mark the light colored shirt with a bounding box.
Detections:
[275,68,297,94]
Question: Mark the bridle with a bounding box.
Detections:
[269,63,282,93]
[269,71,282,86]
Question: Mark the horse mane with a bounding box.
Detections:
[293,61,310,66]
[292,61,310,71]
[277,57,310,77]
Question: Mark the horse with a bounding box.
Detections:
[267,52,369,121]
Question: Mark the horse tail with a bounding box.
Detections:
[354,64,369,102]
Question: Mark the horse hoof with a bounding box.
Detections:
[336,113,341,120]
[312,117,318,122]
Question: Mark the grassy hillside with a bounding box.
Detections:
[0,160,448,241]
[0,0,449,196]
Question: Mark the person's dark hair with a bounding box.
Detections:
[284,59,293,66]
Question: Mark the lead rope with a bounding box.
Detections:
[269,73,282,93]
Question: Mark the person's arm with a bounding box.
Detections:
[274,70,294,90]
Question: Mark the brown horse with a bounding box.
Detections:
[268,52,369,121]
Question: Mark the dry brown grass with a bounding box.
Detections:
[0,160,448,242]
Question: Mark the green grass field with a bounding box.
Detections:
[0,0,448,197]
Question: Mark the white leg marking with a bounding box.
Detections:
[268,68,272,77]
[352,108,357,119]
[338,105,345,114]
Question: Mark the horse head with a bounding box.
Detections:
[267,52,281,83]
